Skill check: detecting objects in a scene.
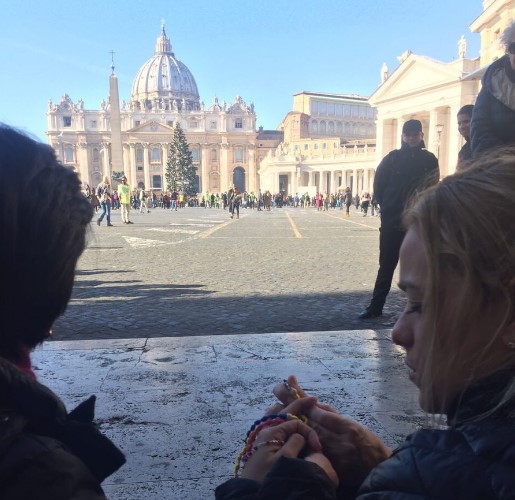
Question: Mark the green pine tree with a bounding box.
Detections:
[165,124,197,197]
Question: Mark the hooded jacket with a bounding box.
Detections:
[0,358,125,499]
[471,55,515,155]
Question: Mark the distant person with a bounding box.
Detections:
[96,175,113,227]
[344,187,352,217]
[471,20,515,155]
[118,175,133,224]
[0,125,125,497]
[139,188,150,213]
[456,104,474,169]
[358,119,439,319]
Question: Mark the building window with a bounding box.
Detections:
[333,142,338,148]
[63,116,72,127]
[304,144,309,150]
[310,121,318,134]
[190,120,199,129]
[135,120,141,126]
[137,166,143,171]
[152,175,162,189]
[151,146,161,162]
[167,120,174,127]
[136,148,143,163]
[294,145,299,151]
[64,146,74,162]
[320,121,327,134]
[211,149,217,161]
[322,143,327,149]
[92,148,99,162]
[90,120,97,128]
[235,118,243,129]
[314,144,319,150]
[210,121,217,129]
[191,149,199,161]
[235,148,243,162]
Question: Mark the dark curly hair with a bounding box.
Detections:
[0,125,93,360]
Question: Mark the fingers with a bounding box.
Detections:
[259,419,322,453]
[280,433,306,458]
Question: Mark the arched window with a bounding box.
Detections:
[151,146,161,162]
[311,121,318,134]
[233,167,245,192]
[136,148,144,163]
[64,146,74,162]
[92,148,99,162]
[336,122,343,135]
[137,181,145,189]
[320,121,327,134]
[191,148,199,161]
[328,121,335,134]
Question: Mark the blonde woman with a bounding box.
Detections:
[96,175,113,226]
[217,148,515,499]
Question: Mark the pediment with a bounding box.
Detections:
[127,121,174,134]
[370,55,464,105]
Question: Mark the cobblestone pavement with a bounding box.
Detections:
[54,205,406,341]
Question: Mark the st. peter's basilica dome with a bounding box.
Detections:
[131,25,200,112]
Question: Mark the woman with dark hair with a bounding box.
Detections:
[0,125,125,498]
[216,148,515,499]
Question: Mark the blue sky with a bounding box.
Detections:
[1,0,483,141]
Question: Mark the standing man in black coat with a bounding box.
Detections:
[358,119,439,319]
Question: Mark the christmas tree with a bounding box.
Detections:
[165,124,197,196]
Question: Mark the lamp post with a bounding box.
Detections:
[435,124,444,159]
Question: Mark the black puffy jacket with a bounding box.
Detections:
[471,55,515,155]
[216,370,515,499]
[373,143,439,230]
[0,358,125,499]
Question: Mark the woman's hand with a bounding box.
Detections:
[270,375,391,488]
[240,418,338,487]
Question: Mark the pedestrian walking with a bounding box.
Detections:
[96,175,113,226]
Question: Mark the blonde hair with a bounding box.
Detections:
[102,175,110,185]
[404,148,515,416]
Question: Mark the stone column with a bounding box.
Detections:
[220,144,229,190]
[143,143,151,190]
[396,118,406,149]
[308,171,314,188]
[201,145,210,193]
[162,143,168,191]
[78,143,89,184]
[427,109,439,158]
[352,168,358,194]
[248,145,256,192]
[364,168,370,193]
[129,144,137,188]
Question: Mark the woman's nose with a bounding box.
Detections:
[391,315,414,349]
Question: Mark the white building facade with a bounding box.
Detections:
[47,26,274,194]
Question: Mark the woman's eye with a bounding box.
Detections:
[406,302,423,314]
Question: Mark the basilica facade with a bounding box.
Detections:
[47,26,278,194]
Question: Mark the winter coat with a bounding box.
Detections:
[0,358,125,499]
[471,55,515,155]
[215,370,515,500]
[373,143,439,230]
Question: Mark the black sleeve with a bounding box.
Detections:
[215,457,337,500]
[471,87,501,156]
[373,153,393,206]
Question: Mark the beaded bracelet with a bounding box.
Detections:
[234,413,307,477]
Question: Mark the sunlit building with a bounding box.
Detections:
[47,25,281,193]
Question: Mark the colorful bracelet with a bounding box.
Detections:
[234,413,307,477]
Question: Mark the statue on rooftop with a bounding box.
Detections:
[458,35,467,59]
